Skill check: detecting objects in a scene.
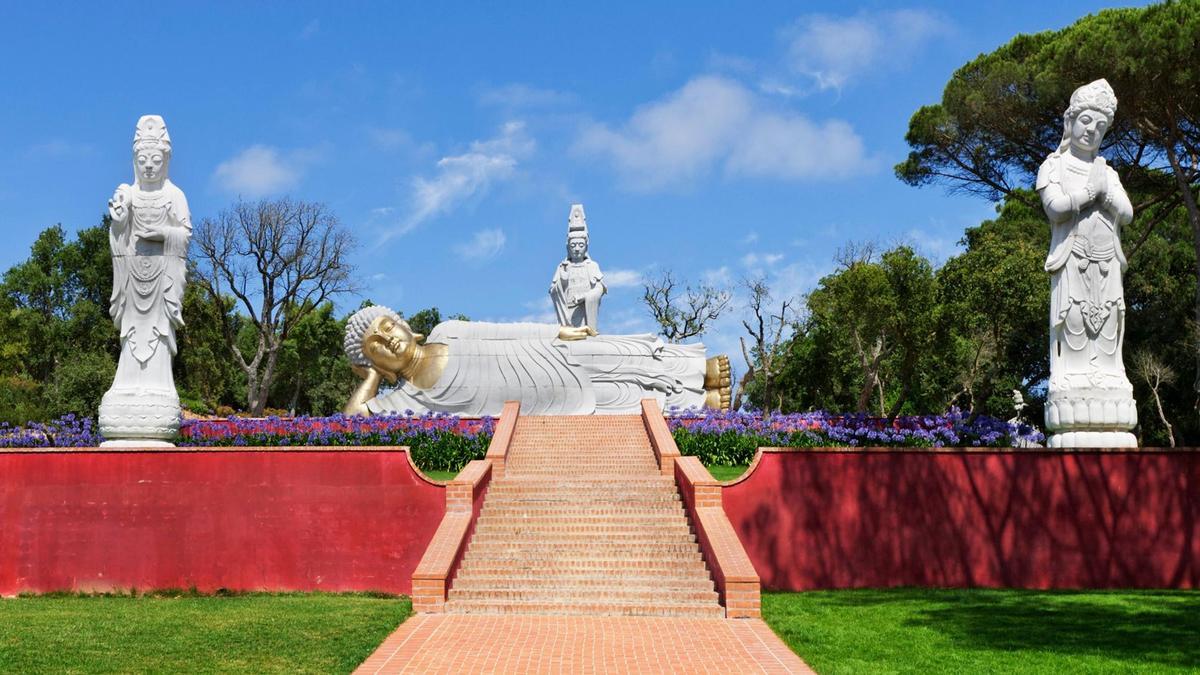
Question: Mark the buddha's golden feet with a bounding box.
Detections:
[704,355,732,411]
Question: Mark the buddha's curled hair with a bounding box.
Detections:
[344,304,401,367]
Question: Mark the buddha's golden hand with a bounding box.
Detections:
[557,326,598,341]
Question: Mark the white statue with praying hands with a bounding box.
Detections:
[550,204,605,333]
[98,115,191,446]
[1037,79,1137,448]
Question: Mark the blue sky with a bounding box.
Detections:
[0,1,1146,360]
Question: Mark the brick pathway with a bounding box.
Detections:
[354,614,813,674]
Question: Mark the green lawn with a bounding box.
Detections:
[706,464,749,481]
[0,592,410,674]
[763,589,1200,674]
[423,469,459,481]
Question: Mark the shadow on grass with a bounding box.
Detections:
[799,588,1200,669]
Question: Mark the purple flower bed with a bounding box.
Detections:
[178,413,496,472]
[0,414,101,448]
[668,408,1044,467]
[1,409,1043,473]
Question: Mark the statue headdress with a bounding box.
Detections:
[1056,79,1118,155]
[344,304,402,367]
[567,203,588,243]
[133,115,172,155]
[1065,79,1117,122]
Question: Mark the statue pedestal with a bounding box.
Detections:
[1047,431,1137,448]
[1044,388,1138,449]
[99,387,181,444]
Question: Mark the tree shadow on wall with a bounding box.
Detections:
[820,588,1200,669]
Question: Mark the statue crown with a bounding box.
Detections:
[1066,79,1117,119]
[133,115,172,153]
[567,203,588,241]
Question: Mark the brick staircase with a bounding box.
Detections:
[444,415,723,617]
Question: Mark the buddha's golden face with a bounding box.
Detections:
[363,315,417,375]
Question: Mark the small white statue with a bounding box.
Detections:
[550,204,605,333]
[98,115,191,446]
[1036,79,1137,448]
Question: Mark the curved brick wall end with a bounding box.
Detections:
[0,448,445,596]
[723,448,1200,590]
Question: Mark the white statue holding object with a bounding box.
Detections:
[550,204,605,333]
[98,115,191,446]
[341,306,732,416]
[1036,79,1137,448]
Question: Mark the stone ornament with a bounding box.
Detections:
[98,115,191,446]
[1036,79,1137,448]
[342,306,732,416]
[550,204,605,333]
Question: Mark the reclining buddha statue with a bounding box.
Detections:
[342,305,731,416]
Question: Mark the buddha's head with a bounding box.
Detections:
[344,305,424,379]
[567,235,588,263]
[132,115,172,187]
[1058,79,1117,158]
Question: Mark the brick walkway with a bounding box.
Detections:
[354,614,814,674]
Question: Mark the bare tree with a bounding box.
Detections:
[734,278,797,412]
[1131,349,1177,447]
[642,270,731,343]
[191,198,357,415]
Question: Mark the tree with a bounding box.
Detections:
[935,194,1049,418]
[1131,349,1177,447]
[270,302,355,415]
[191,198,357,415]
[0,222,116,421]
[642,271,731,342]
[735,278,797,412]
[896,2,1200,397]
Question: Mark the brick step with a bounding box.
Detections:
[473,516,688,528]
[484,487,679,497]
[456,559,710,576]
[444,598,725,618]
[459,549,706,565]
[491,476,673,486]
[481,497,682,508]
[447,587,719,604]
[451,574,715,592]
[478,504,685,516]
[465,542,701,556]
[470,524,694,538]
[465,526,696,540]
[504,464,658,473]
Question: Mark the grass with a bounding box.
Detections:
[423,469,459,481]
[762,588,1200,674]
[0,592,410,674]
[705,464,749,481]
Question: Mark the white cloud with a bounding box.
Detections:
[741,252,785,270]
[299,19,320,40]
[781,9,950,92]
[604,269,643,289]
[26,139,95,159]
[575,76,874,190]
[384,122,534,241]
[454,228,507,261]
[212,145,308,197]
[479,83,577,109]
[741,232,759,245]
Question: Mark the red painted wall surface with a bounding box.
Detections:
[0,448,445,595]
[724,449,1200,590]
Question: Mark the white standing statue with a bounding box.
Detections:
[1037,79,1137,448]
[550,204,605,333]
[98,115,191,446]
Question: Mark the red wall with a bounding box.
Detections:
[724,449,1200,590]
[0,448,445,595]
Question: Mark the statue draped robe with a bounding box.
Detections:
[100,181,190,437]
[366,321,707,416]
[550,258,604,330]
